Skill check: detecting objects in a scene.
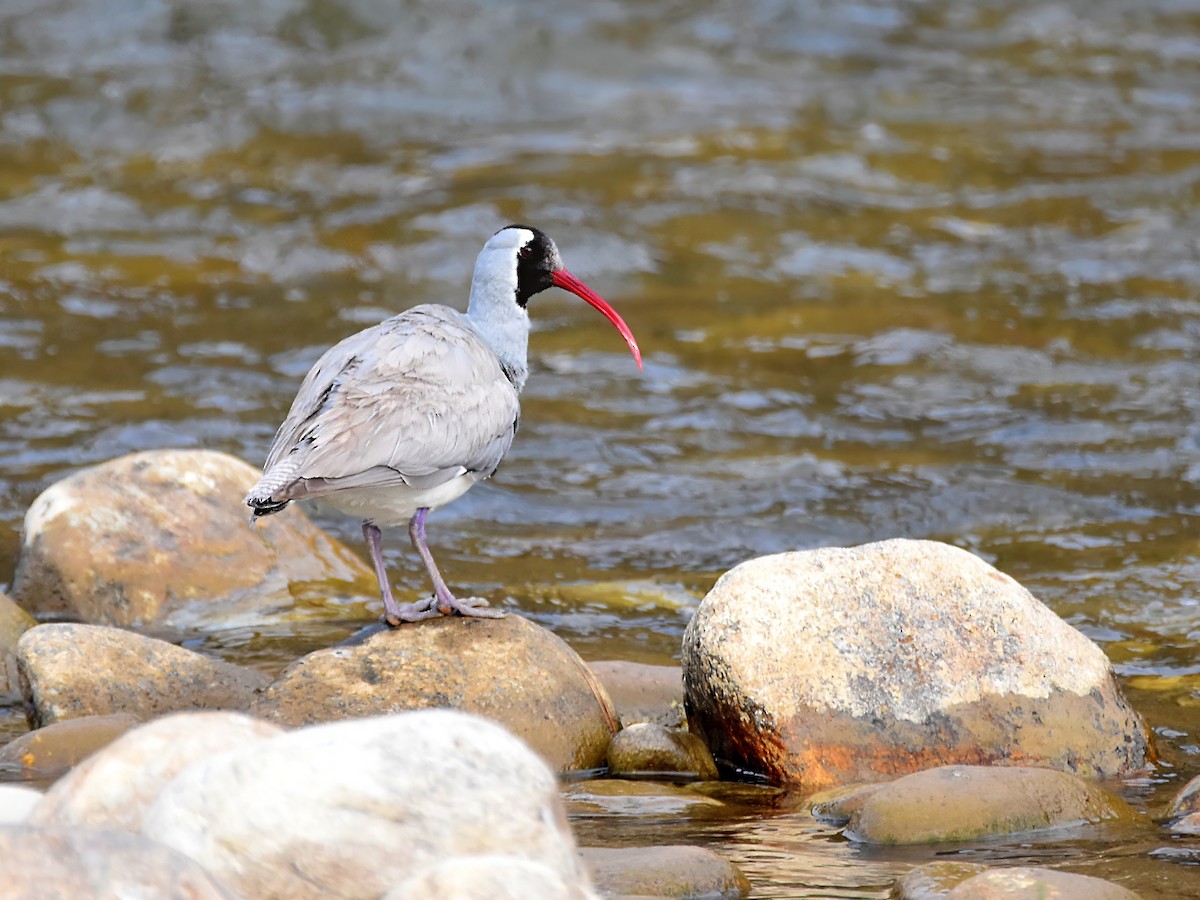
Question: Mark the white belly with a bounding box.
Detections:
[320,473,480,527]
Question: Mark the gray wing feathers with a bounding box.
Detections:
[249,305,519,503]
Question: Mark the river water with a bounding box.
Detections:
[3,0,1200,895]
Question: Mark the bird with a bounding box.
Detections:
[245,225,642,626]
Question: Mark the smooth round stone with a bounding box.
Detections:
[606,722,718,780]
[947,866,1141,899]
[580,846,750,899]
[0,592,36,704]
[683,539,1152,789]
[0,713,139,784]
[384,855,599,900]
[17,623,269,727]
[562,779,724,817]
[31,711,282,831]
[1166,772,1200,834]
[587,660,684,728]
[252,615,619,771]
[842,765,1136,845]
[10,448,372,629]
[0,786,43,825]
[143,709,587,900]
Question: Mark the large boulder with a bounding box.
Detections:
[31,711,282,831]
[251,615,618,771]
[17,623,269,727]
[142,710,591,900]
[10,449,373,629]
[385,856,599,900]
[682,540,1152,789]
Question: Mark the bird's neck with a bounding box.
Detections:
[466,268,530,392]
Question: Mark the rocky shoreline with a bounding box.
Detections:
[0,448,1178,898]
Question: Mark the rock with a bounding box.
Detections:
[10,449,372,629]
[682,539,1152,789]
[143,709,589,900]
[18,623,269,727]
[589,660,684,728]
[30,711,282,831]
[384,855,599,900]
[809,782,886,825]
[0,592,36,703]
[252,615,618,771]
[843,765,1135,845]
[0,825,231,898]
[894,862,989,898]
[562,779,724,817]
[606,723,718,780]
[0,713,139,784]
[1166,773,1200,834]
[0,786,43,824]
[580,846,750,898]
[946,866,1141,899]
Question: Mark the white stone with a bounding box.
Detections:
[384,855,599,900]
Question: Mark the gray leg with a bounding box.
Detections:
[408,508,504,619]
[362,521,439,626]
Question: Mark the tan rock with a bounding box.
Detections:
[18,623,269,727]
[0,825,231,898]
[0,713,139,784]
[252,615,618,771]
[606,723,718,780]
[562,779,724,817]
[10,449,372,629]
[843,765,1136,845]
[31,711,282,831]
[384,855,599,900]
[588,660,684,728]
[682,540,1152,789]
[580,846,750,898]
[1166,772,1200,834]
[143,710,588,900]
[893,861,988,898]
[0,592,36,703]
[947,866,1141,899]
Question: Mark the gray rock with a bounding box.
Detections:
[0,825,232,898]
[251,615,619,771]
[384,855,599,900]
[18,623,269,727]
[31,711,282,831]
[682,539,1152,789]
[842,765,1136,845]
[606,723,718,780]
[580,845,750,898]
[10,449,372,630]
[143,709,589,900]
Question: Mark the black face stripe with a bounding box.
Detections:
[504,224,558,308]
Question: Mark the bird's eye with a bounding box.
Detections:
[519,246,532,259]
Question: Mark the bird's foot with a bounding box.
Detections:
[381,595,442,627]
[437,594,506,619]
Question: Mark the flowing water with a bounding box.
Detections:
[4,0,1200,895]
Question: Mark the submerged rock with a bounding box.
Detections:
[562,779,724,817]
[385,855,599,900]
[10,449,372,629]
[841,765,1135,845]
[31,711,282,831]
[0,825,231,898]
[588,660,685,728]
[682,539,1152,789]
[1166,772,1200,834]
[252,615,618,771]
[896,862,1142,899]
[17,623,269,727]
[143,709,590,900]
[606,722,718,780]
[0,713,139,784]
[580,845,750,899]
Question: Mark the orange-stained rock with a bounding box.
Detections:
[10,449,373,629]
[842,765,1136,845]
[682,540,1152,789]
[251,615,618,771]
[0,713,139,785]
[18,623,269,727]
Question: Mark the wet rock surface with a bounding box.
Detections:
[10,449,372,629]
[682,540,1152,789]
[0,825,232,898]
[841,765,1135,845]
[588,660,685,729]
[606,722,718,780]
[563,779,724,817]
[31,711,282,831]
[580,845,751,899]
[896,863,1142,899]
[0,592,36,703]
[0,713,139,784]
[384,855,599,900]
[1165,772,1200,834]
[18,623,269,727]
[143,709,588,900]
[252,615,618,771]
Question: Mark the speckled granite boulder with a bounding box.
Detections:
[10,449,372,629]
[682,539,1152,789]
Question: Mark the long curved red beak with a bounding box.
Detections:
[551,269,643,371]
